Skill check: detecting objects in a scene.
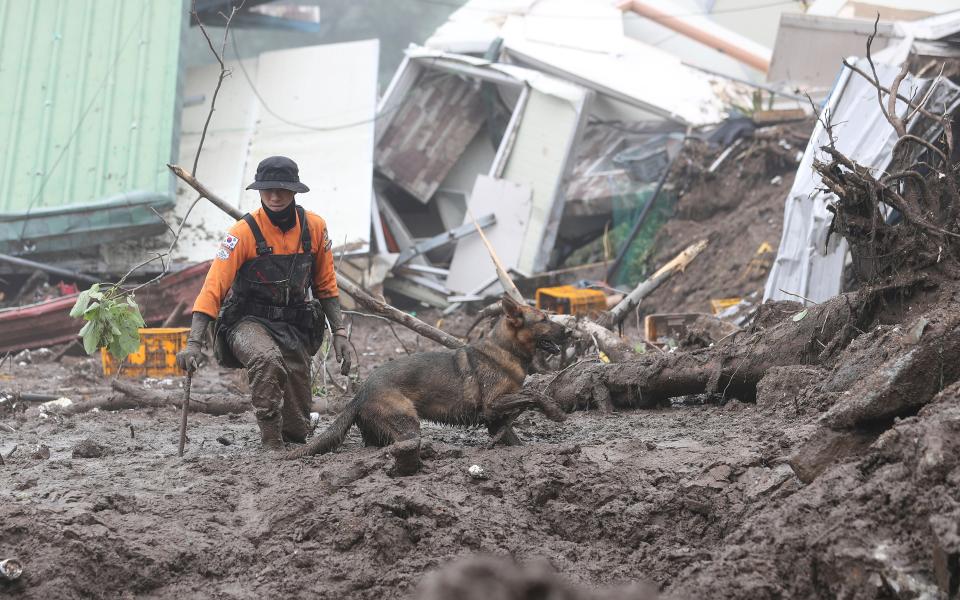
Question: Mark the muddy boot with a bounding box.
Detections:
[257,416,285,452]
[388,438,422,476]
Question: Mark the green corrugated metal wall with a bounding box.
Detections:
[0,0,185,217]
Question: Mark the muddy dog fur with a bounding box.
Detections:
[285,296,570,474]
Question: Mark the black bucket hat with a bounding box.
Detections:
[245,156,310,193]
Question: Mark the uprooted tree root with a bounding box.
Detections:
[815,143,960,283]
[514,278,942,414]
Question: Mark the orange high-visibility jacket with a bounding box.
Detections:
[193,207,338,319]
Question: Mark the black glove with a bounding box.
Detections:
[319,297,351,375]
[332,330,351,376]
[176,312,212,373]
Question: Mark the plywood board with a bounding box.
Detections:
[447,175,532,294]
[175,58,259,262]
[244,40,379,251]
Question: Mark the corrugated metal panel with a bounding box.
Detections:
[376,72,486,204]
[0,0,185,217]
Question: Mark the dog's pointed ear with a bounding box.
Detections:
[501,294,524,328]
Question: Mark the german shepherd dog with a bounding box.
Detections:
[285,295,570,474]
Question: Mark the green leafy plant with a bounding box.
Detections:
[69,284,146,359]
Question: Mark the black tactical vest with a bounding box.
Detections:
[214,206,326,368]
[230,205,316,326]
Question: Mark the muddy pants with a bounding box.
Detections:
[227,319,312,443]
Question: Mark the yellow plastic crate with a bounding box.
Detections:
[535,285,607,316]
[101,327,190,378]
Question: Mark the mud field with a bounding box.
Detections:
[3,302,959,599]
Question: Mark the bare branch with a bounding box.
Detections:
[891,134,949,168]
[864,15,907,137]
[805,92,836,150]
[886,63,909,137]
[191,1,244,176]
[110,2,246,295]
[841,60,946,124]
[149,206,177,238]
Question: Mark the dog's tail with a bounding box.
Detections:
[284,389,365,460]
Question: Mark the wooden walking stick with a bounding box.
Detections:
[178,370,193,457]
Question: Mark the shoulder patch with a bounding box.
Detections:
[222,234,239,249]
[216,247,231,261]
[323,227,332,251]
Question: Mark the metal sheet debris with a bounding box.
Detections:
[376,74,487,204]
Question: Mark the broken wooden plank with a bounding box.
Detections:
[604,239,709,327]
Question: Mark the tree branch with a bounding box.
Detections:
[841,59,946,125]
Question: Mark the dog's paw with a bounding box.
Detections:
[387,439,422,477]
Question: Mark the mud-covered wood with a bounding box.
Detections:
[603,239,708,328]
[335,276,465,349]
[521,287,901,412]
[55,380,248,416]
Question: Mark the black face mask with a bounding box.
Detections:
[261,201,297,232]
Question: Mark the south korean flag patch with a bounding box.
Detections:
[216,233,238,260]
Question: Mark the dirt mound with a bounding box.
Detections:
[670,380,960,599]
[0,366,800,599]
[639,122,812,316]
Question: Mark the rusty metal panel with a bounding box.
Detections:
[375,74,486,204]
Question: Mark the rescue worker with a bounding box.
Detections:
[175,156,351,451]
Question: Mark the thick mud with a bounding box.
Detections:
[4,118,958,597]
[3,291,959,599]
[0,339,803,600]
